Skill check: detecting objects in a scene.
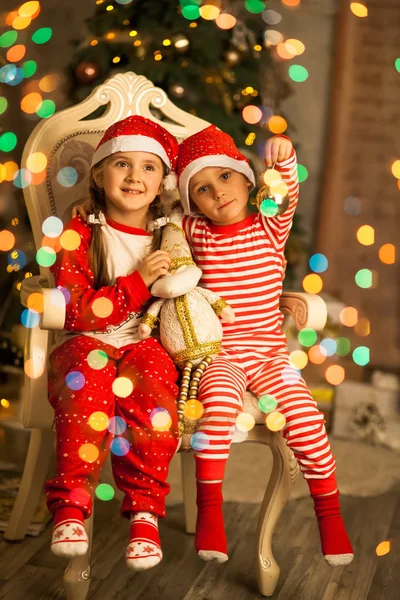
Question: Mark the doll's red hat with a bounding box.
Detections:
[91,115,179,190]
[177,125,255,215]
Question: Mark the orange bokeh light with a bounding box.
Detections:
[379,243,395,264]
[325,365,345,386]
[339,306,358,327]
[268,116,288,134]
[308,345,327,365]
[20,92,43,114]
[6,44,26,62]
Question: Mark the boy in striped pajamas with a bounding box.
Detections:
[175,125,354,567]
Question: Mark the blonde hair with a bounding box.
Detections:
[88,157,165,289]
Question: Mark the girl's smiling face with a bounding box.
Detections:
[189,167,252,225]
[94,151,164,225]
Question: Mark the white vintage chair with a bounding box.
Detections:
[5,72,327,599]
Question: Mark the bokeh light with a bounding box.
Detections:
[0,132,17,152]
[263,30,283,46]
[288,65,309,82]
[57,166,78,187]
[110,437,130,456]
[24,357,45,379]
[262,10,282,25]
[60,229,81,251]
[182,5,201,20]
[302,273,323,294]
[320,338,337,357]
[282,365,301,385]
[379,244,395,264]
[266,411,286,431]
[37,99,56,118]
[95,483,115,501]
[42,216,63,238]
[325,365,345,386]
[6,44,26,62]
[297,164,308,182]
[13,168,32,189]
[91,297,113,318]
[88,411,109,432]
[112,376,133,398]
[258,394,278,413]
[200,4,220,20]
[0,31,18,48]
[22,60,37,78]
[336,337,351,356]
[108,416,127,435]
[26,152,47,174]
[0,98,7,115]
[216,13,236,29]
[285,39,305,56]
[69,487,91,507]
[242,105,263,124]
[357,225,374,245]
[245,0,265,13]
[150,407,172,431]
[353,346,370,366]
[298,328,317,347]
[355,318,370,337]
[376,541,390,557]
[309,253,328,273]
[18,2,40,18]
[308,345,328,364]
[0,230,15,251]
[32,27,53,44]
[27,292,44,313]
[66,370,86,391]
[191,432,210,451]
[355,268,372,288]
[87,349,108,370]
[39,73,60,92]
[289,350,308,369]
[339,306,358,327]
[236,412,255,432]
[78,443,99,463]
[350,2,368,17]
[41,235,61,253]
[8,249,26,269]
[21,92,42,114]
[36,246,56,267]
[21,308,40,328]
[183,399,204,420]
[268,116,287,134]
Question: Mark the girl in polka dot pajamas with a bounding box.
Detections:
[174,126,354,567]
[45,116,181,572]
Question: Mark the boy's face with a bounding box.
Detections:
[189,167,252,225]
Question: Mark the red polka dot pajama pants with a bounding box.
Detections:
[45,336,179,519]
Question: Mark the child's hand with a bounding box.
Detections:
[265,136,293,167]
[72,198,92,221]
[137,251,172,288]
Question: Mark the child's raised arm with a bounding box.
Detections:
[261,135,299,253]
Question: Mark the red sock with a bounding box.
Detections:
[313,491,354,560]
[126,512,162,571]
[54,506,85,526]
[195,481,228,562]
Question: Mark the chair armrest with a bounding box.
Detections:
[280,292,327,331]
[21,275,66,330]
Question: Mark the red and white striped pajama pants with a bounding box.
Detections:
[45,336,179,519]
[195,347,337,494]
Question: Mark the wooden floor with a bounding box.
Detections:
[0,486,399,600]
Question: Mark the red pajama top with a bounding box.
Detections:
[182,150,299,352]
[50,216,152,348]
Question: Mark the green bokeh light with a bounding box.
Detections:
[245,0,265,14]
[355,268,372,288]
[336,337,351,356]
[22,60,37,78]
[95,483,115,501]
[0,97,7,115]
[0,132,17,152]
[0,31,18,48]
[36,247,57,267]
[353,346,370,366]
[289,65,309,83]
[32,27,53,45]
[298,328,317,347]
[395,58,400,73]
[36,99,56,119]
[182,5,200,19]
[297,164,308,182]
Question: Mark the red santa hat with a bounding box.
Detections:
[177,124,256,215]
[91,115,179,190]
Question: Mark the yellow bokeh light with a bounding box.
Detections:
[376,540,390,556]
[154,53,162,61]
[60,229,81,251]
[24,357,45,379]
[78,443,99,463]
[112,376,133,398]
[12,15,32,29]
[112,56,121,63]
[339,306,358,327]
[236,412,256,432]
[391,160,400,179]
[290,350,308,370]
[18,1,40,17]
[39,74,60,92]
[200,5,220,20]
[1,399,10,408]
[285,38,305,56]
[325,365,345,386]
[151,411,172,432]
[183,399,204,420]
[262,168,281,187]
[355,318,370,337]
[0,164,5,183]
[129,30,138,37]
[91,297,114,318]
[302,274,323,294]
[88,411,109,432]
[268,116,288,134]
[26,152,47,173]
[0,230,15,251]
[266,411,286,432]
[308,345,327,364]
[379,243,395,264]
[4,162,19,181]
[356,224,374,246]
[163,39,171,46]
[27,292,44,313]
[350,2,368,17]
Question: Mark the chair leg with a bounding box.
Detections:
[180,451,197,534]
[256,436,299,597]
[64,513,93,600]
[4,428,54,541]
